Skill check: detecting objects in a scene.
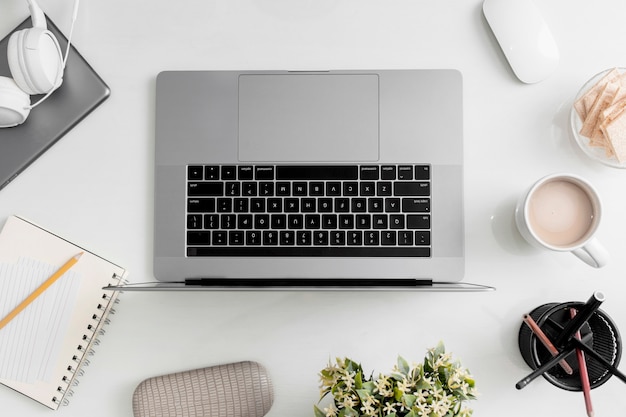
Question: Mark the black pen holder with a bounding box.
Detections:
[518,302,622,391]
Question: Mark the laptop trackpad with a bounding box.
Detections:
[238,74,379,162]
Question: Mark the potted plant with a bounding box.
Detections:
[314,342,477,417]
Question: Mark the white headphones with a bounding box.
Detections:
[0,0,79,128]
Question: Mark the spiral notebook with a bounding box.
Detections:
[0,216,128,409]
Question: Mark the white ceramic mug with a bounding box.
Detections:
[515,173,609,268]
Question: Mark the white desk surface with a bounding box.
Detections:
[2,0,626,415]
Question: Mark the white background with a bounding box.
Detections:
[2,0,626,416]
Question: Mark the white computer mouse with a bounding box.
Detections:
[483,0,559,84]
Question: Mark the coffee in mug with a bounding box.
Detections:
[515,173,609,267]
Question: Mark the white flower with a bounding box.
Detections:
[382,401,398,414]
[323,403,338,417]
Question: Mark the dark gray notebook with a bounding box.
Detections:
[0,17,110,190]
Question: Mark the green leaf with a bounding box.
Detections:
[313,405,327,417]
[397,355,410,374]
[355,371,363,389]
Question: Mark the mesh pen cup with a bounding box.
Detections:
[518,302,622,391]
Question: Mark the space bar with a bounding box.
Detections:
[276,165,358,180]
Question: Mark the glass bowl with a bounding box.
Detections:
[570,68,626,169]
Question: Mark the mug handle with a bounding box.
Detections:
[572,237,610,268]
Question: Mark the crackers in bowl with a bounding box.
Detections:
[572,68,626,166]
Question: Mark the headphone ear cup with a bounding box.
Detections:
[7,27,63,96]
[0,76,31,128]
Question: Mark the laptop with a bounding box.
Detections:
[0,18,110,190]
[140,69,489,291]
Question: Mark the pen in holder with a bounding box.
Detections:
[517,294,623,391]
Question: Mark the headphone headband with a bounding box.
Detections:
[27,0,47,29]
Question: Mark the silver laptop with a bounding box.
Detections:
[146,70,486,290]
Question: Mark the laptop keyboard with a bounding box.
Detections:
[186,165,431,257]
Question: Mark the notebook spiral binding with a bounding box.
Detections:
[52,273,127,407]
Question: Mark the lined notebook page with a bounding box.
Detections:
[0,258,81,383]
[0,215,127,409]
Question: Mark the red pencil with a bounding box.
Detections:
[570,308,593,417]
[522,314,573,375]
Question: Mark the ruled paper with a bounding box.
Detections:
[0,258,80,383]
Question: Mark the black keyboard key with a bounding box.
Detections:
[360,166,379,180]
[407,215,430,229]
[221,214,236,229]
[267,198,282,212]
[188,246,431,257]
[313,231,329,245]
[322,214,337,229]
[394,182,430,196]
[217,198,232,212]
[188,166,203,180]
[204,214,219,229]
[229,231,245,245]
[415,165,430,180]
[255,214,270,229]
[381,166,396,180]
[251,198,265,212]
[234,198,249,213]
[377,182,392,196]
[288,215,303,229]
[212,231,227,245]
[352,198,367,212]
[305,214,320,229]
[310,182,324,196]
[415,231,431,245]
[318,198,333,212]
[398,166,413,180]
[385,198,401,212]
[402,198,430,212]
[187,231,210,245]
[368,198,383,212]
[373,215,388,229]
[238,214,253,229]
[221,166,237,180]
[188,182,223,196]
[302,198,316,212]
[242,182,257,196]
[326,182,342,196]
[255,166,274,180]
[280,231,295,245]
[187,214,202,229]
[390,215,404,229]
[285,199,299,212]
[364,231,379,245]
[263,231,279,245]
[382,231,396,245]
[225,182,240,196]
[297,231,312,245]
[277,165,358,180]
[246,231,262,245]
[356,215,371,229]
[360,182,376,196]
[293,182,308,196]
[343,182,359,196]
[339,214,354,229]
[335,198,350,212]
[347,231,362,245]
[330,231,346,245]
[188,198,215,213]
[398,231,413,245]
[238,166,254,180]
[276,182,291,196]
[260,182,274,196]
[271,214,287,229]
[205,166,219,180]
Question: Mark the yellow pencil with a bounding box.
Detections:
[0,252,83,331]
